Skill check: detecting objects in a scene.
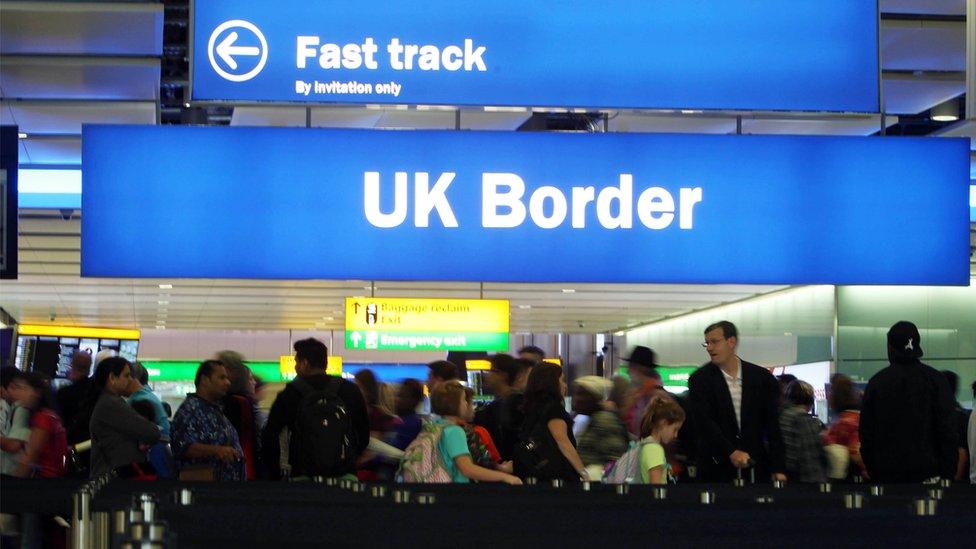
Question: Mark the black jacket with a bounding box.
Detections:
[57,377,93,444]
[859,359,957,482]
[261,373,369,479]
[688,360,785,481]
[474,392,524,461]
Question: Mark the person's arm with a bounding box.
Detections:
[0,436,25,453]
[454,454,522,484]
[100,398,160,444]
[547,418,586,478]
[2,406,30,453]
[845,418,867,477]
[688,372,736,461]
[15,419,51,477]
[647,465,666,484]
[183,443,239,463]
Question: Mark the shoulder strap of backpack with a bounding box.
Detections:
[322,375,342,401]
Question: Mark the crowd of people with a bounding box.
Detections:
[1,321,974,496]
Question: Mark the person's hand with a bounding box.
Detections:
[215,446,241,463]
[497,461,514,474]
[729,450,751,469]
[772,473,787,482]
[503,475,523,486]
[578,469,592,481]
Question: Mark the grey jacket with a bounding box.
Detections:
[89,393,161,477]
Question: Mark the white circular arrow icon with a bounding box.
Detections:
[207,20,268,82]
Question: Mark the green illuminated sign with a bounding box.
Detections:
[141,361,284,383]
[344,330,508,352]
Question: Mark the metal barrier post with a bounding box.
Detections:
[71,489,92,549]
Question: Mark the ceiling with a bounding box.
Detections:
[0,0,972,334]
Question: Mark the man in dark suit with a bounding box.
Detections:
[688,321,786,482]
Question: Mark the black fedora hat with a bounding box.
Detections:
[622,346,658,369]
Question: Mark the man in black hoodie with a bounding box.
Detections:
[859,321,957,483]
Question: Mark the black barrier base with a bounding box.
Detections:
[3,479,975,548]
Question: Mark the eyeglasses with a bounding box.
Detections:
[701,337,726,348]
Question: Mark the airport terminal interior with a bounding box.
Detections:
[0,0,975,547]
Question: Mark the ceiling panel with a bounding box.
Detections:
[309,107,384,128]
[609,114,736,134]
[1,101,156,135]
[881,20,966,72]
[883,75,967,114]
[0,57,160,101]
[19,137,82,165]
[235,106,533,131]
[458,109,532,131]
[881,0,966,16]
[0,2,163,56]
[231,106,307,127]
[743,116,898,136]
[369,109,456,130]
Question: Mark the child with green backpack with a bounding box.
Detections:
[399,381,522,485]
[605,397,685,484]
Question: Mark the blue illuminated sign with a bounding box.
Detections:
[191,0,880,112]
[81,126,970,285]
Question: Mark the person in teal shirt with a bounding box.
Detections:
[430,381,521,485]
[126,362,170,436]
[126,362,174,478]
[638,398,686,484]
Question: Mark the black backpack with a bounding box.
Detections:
[514,402,572,480]
[292,376,357,476]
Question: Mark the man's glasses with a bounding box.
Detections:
[701,337,726,348]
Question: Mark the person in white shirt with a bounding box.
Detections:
[1,367,31,476]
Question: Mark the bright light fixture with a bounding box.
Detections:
[157,300,169,305]
[561,289,576,294]
[518,305,532,309]
[17,132,27,139]
[483,106,528,113]
[158,284,173,290]
[930,101,959,122]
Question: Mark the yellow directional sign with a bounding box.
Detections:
[279,355,343,379]
[16,324,141,340]
[344,297,510,352]
[345,297,509,332]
